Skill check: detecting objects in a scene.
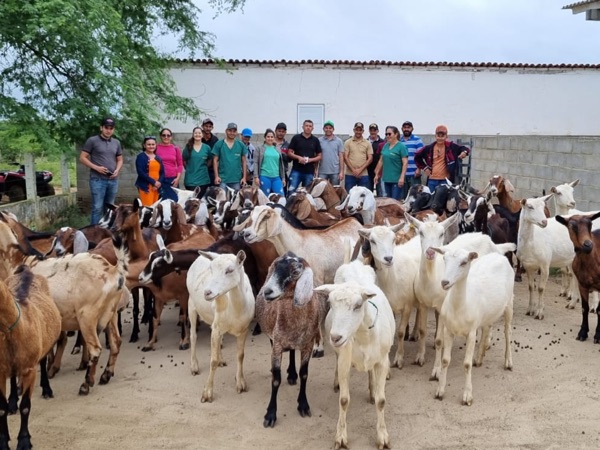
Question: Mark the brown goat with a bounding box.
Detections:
[556,212,600,343]
[305,178,343,219]
[0,265,62,450]
[286,191,339,228]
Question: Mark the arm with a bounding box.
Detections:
[373,158,383,183]
[398,157,408,186]
[135,155,159,186]
[173,147,183,185]
[338,148,345,181]
[241,155,247,185]
[213,156,221,185]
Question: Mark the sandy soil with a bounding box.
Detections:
[12,277,600,449]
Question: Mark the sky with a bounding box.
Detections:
[162,0,600,64]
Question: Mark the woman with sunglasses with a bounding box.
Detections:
[373,126,408,200]
[156,127,182,201]
[182,126,212,198]
[414,125,470,192]
[135,136,166,206]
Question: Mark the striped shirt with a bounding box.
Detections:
[400,134,424,176]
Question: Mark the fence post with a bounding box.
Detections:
[24,153,40,224]
[61,153,71,195]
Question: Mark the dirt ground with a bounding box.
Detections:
[14,277,600,449]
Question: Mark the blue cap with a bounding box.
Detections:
[241,128,252,137]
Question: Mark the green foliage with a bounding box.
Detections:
[0,0,244,152]
[40,204,89,231]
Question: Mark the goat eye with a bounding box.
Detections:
[370,239,376,246]
[353,304,362,311]
[460,261,467,266]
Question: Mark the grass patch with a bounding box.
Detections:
[40,204,89,232]
[35,156,78,188]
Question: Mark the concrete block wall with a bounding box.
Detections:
[77,134,600,213]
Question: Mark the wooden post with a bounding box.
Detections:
[24,153,40,224]
[61,154,70,194]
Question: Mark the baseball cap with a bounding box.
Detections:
[241,128,252,137]
[368,123,378,130]
[353,122,364,129]
[226,122,238,130]
[202,118,214,126]
[323,120,335,128]
[102,117,115,127]
[275,122,287,130]
[402,121,413,127]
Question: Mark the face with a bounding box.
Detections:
[144,139,157,152]
[241,135,251,144]
[101,125,115,139]
[302,122,314,134]
[226,128,237,139]
[265,132,275,145]
[354,126,364,138]
[275,128,286,140]
[160,130,172,143]
[193,128,202,140]
[369,127,378,138]
[385,128,396,141]
[202,122,214,134]
[402,125,413,137]
[323,125,334,136]
[435,129,447,143]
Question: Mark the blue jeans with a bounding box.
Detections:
[344,175,370,192]
[383,182,403,201]
[427,178,449,193]
[288,170,314,195]
[90,176,118,225]
[318,173,340,186]
[259,176,284,196]
[220,182,241,190]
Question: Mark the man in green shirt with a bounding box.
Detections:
[212,122,248,189]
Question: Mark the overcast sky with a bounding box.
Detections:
[169,0,600,64]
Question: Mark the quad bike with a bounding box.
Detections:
[0,163,55,202]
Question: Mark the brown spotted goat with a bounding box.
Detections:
[0,266,62,450]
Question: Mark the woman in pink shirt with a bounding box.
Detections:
[156,127,183,201]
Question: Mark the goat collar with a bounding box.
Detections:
[2,301,21,332]
[368,300,379,330]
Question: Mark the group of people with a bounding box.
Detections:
[80,117,470,225]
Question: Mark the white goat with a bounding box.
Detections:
[186,250,255,403]
[337,186,404,225]
[316,260,394,450]
[357,224,420,368]
[517,194,576,319]
[433,247,514,406]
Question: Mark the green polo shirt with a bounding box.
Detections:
[183,143,211,186]
[212,139,248,184]
[381,142,408,183]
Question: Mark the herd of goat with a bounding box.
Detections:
[1,175,599,450]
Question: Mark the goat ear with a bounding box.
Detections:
[503,179,515,194]
[520,198,527,206]
[405,213,420,229]
[133,198,141,212]
[313,197,326,211]
[389,222,404,233]
[193,186,202,198]
[198,250,217,261]
[45,237,58,258]
[363,190,376,211]
[550,186,557,194]
[357,229,371,240]
[541,193,554,203]
[431,247,445,255]
[468,252,478,262]
[230,190,242,210]
[360,289,377,302]
[156,234,166,250]
[73,230,89,254]
[310,180,327,198]
[570,179,580,188]
[442,212,460,230]
[236,250,246,266]
[592,211,600,222]
[164,250,173,264]
[335,195,349,211]
[313,284,334,295]
[294,267,314,307]
[554,215,567,226]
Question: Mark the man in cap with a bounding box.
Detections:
[317,120,344,185]
[414,124,469,192]
[80,117,123,225]
[367,123,385,196]
[212,122,248,189]
[201,118,218,185]
[287,119,322,195]
[399,121,425,197]
[343,122,373,192]
[241,128,256,185]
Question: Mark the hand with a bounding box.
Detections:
[109,170,119,179]
[459,151,467,159]
[398,179,405,187]
[172,178,179,186]
[154,181,161,189]
[282,179,286,187]
[254,177,261,187]
[352,169,361,178]
[415,168,421,177]
[424,168,431,176]
[214,176,221,185]
[339,172,344,181]
[241,177,247,186]
[374,176,380,184]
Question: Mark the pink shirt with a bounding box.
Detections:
[156,144,183,178]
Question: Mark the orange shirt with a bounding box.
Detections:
[430,145,448,180]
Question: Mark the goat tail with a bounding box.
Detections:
[111,235,130,286]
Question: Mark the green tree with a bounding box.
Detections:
[0,0,245,153]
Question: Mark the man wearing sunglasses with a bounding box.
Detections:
[414,125,469,192]
[80,117,123,225]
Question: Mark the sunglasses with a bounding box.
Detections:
[436,132,447,137]
[144,135,157,140]
[161,133,172,137]
[385,132,394,136]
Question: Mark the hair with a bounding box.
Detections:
[186,126,202,149]
[264,128,275,140]
[303,119,314,126]
[159,128,173,138]
[385,126,400,138]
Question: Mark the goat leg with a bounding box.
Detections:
[39,356,54,399]
[130,288,141,342]
[0,388,10,448]
[48,332,68,378]
[100,313,122,385]
[70,331,83,355]
[8,376,18,415]
[578,287,590,342]
[287,350,298,385]
[16,371,35,450]
[264,354,282,427]
[296,351,312,418]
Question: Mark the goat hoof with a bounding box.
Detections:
[200,392,213,403]
[141,345,154,352]
[312,349,325,358]
[263,413,277,428]
[71,346,81,355]
[47,367,60,379]
[334,437,348,450]
[78,384,90,396]
[179,343,190,351]
[8,401,17,415]
[16,435,33,450]
[287,377,298,386]
[535,314,544,320]
[434,392,444,401]
[99,370,113,385]
[41,387,54,399]
[129,334,139,343]
[576,334,588,341]
[297,404,311,418]
[594,338,600,344]
[333,384,339,393]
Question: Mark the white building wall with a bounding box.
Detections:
[166,63,599,136]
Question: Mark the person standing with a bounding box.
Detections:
[414,125,469,192]
[373,126,408,200]
[317,120,344,186]
[156,128,182,202]
[343,122,373,192]
[274,122,290,192]
[80,117,123,225]
[399,120,425,197]
[241,128,256,185]
[182,126,212,197]
[212,122,248,190]
[135,136,166,206]
[253,129,286,197]
[201,118,219,185]
[367,123,385,196]
[287,119,322,195]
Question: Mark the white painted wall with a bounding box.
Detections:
[166,62,600,136]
